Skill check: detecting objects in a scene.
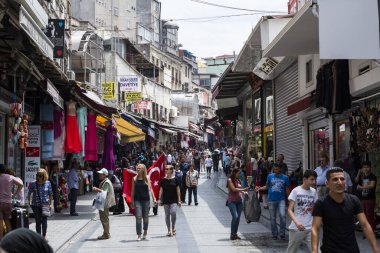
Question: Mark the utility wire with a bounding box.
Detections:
[189,0,287,13]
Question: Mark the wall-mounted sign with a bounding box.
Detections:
[45,19,65,58]
[133,101,152,110]
[25,126,41,188]
[124,92,142,102]
[102,82,115,100]
[119,76,139,92]
[46,80,64,109]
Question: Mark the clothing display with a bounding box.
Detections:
[85,112,98,161]
[40,104,54,160]
[76,107,87,157]
[102,124,115,171]
[53,110,65,159]
[64,115,82,153]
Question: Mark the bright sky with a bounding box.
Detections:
[161,0,288,59]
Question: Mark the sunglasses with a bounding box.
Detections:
[36,174,43,178]
[165,168,173,171]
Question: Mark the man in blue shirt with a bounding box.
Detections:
[223,154,231,176]
[67,160,79,216]
[314,154,330,200]
[256,162,290,240]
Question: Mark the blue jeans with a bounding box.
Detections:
[268,200,286,238]
[228,201,243,235]
[188,187,198,204]
[134,200,150,235]
[32,206,48,236]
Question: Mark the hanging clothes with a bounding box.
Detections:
[76,107,87,157]
[102,124,115,171]
[40,104,54,160]
[53,109,65,159]
[64,115,82,153]
[85,111,98,161]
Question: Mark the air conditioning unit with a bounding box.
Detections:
[67,70,75,80]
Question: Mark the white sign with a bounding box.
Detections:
[25,157,40,188]
[19,6,54,60]
[119,76,139,92]
[27,125,41,147]
[25,125,41,188]
[47,80,64,109]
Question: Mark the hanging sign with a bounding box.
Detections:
[124,92,142,102]
[119,76,139,92]
[102,82,115,100]
[25,125,41,188]
[133,101,152,110]
[45,19,65,58]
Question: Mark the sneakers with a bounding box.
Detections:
[137,235,142,241]
[230,234,241,240]
[97,234,110,240]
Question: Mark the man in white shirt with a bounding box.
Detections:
[205,155,213,179]
[287,170,318,253]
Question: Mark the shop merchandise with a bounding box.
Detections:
[76,107,87,157]
[64,100,82,153]
[85,111,98,161]
[53,110,65,159]
[102,124,115,171]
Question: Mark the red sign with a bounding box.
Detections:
[26,147,40,157]
[133,101,152,110]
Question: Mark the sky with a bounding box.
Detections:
[160,0,288,59]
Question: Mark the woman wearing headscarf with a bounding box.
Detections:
[28,168,53,241]
[0,228,53,253]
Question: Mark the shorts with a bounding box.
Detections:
[0,202,12,220]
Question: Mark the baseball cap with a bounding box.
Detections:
[97,168,108,176]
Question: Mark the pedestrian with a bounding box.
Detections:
[256,162,290,240]
[200,152,205,172]
[5,168,25,207]
[314,153,330,200]
[286,170,318,253]
[67,160,79,216]
[110,168,125,215]
[276,154,288,175]
[159,165,181,237]
[227,168,248,240]
[205,155,213,179]
[0,164,23,239]
[257,157,270,209]
[0,228,54,253]
[130,164,156,241]
[179,155,189,203]
[28,168,53,241]
[186,164,199,206]
[49,164,60,213]
[212,151,219,173]
[333,160,353,193]
[355,161,377,230]
[250,151,259,184]
[193,152,201,174]
[311,168,380,253]
[92,168,116,240]
[224,153,231,176]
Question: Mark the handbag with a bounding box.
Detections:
[36,183,52,217]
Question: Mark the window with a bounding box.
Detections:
[306,59,313,86]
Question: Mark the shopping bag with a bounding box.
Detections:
[93,191,107,211]
[243,190,261,223]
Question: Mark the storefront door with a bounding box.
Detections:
[309,120,329,170]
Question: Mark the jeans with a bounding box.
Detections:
[134,200,150,235]
[32,206,48,236]
[362,199,376,229]
[52,183,58,212]
[181,176,187,202]
[188,187,198,204]
[268,200,286,238]
[164,204,177,230]
[228,201,243,235]
[99,208,110,236]
[70,188,78,214]
[286,230,311,253]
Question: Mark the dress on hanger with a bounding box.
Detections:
[102,124,115,171]
[76,107,87,157]
[85,111,98,161]
[53,110,65,159]
[64,101,82,153]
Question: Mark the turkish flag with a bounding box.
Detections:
[148,153,166,201]
[122,168,137,214]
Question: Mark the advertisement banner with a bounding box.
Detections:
[119,76,139,92]
[133,101,152,110]
[102,82,115,100]
[25,126,41,188]
[124,92,142,102]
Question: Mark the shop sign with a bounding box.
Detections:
[101,82,115,100]
[45,19,65,58]
[133,101,152,110]
[25,125,40,188]
[19,6,54,60]
[119,76,139,92]
[46,80,64,109]
[124,92,142,102]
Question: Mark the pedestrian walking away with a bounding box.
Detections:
[311,167,380,253]
[286,170,318,253]
[0,164,23,239]
[179,155,189,203]
[92,168,116,240]
[186,164,199,205]
[256,162,290,240]
[67,160,79,216]
[205,155,213,179]
[314,153,330,201]
[131,164,157,241]
[28,168,53,241]
[227,168,248,240]
[110,168,125,215]
[159,165,181,237]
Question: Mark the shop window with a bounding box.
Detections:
[265,95,274,124]
[245,96,253,134]
[310,127,329,169]
[306,59,313,87]
[336,121,350,162]
[254,98,261,123]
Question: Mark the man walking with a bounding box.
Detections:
[314,154,330,200]
[286,170,318,253]
[276,154,288,175]
[68,160,79,216]
[256,162,290,240]
[311,168,380,253]
[179,155,189,203]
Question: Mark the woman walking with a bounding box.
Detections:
[28,168,53,241]
[111,168,124,215]
[227,168,248,240]
[186,164,199,205]
[131,164,156,241]
[159,165,181,236]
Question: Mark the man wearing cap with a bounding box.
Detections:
[92,168,116,240]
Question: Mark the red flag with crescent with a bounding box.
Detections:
[122,168,137,214]
[147,153,166,200]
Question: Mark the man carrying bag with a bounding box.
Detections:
[92,168,116,240]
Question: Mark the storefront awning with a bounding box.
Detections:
[114,116,145,143]
[263,1,319,58]
[287,94,313,116]
[96,115,108,126]
[159,127,177,135]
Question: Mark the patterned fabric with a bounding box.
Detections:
[28,181,53,207]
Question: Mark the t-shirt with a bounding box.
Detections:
[288,186,317,230]
[267,173,290,202]
[160,177,180,205]
[312,194,363,253]
[205,158,213,167]
[0,174,22,204]
[358,173,377,200]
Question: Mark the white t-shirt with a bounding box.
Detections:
[167,154,172,164]
[251,158,258,172]
[205,158,213,167]
[288,186,317,230]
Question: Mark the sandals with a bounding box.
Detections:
[172,229,176,236]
